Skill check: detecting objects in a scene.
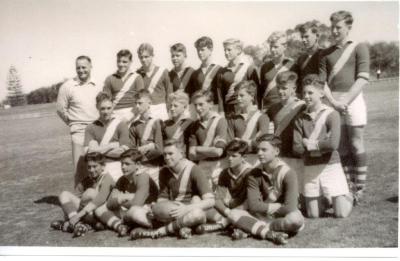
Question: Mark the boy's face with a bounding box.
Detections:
[301,29,318,50]
[303,85,323,108]
[117,56,132,75]
[87,160,103,179]
[75,59,92,82]
[236,88,253,109]
[257,141,279,164]
[331,20,351,44]
[227,151,243,169]
[197,46,212,62]
[139,50,153,68]
[121,157,138,176]
[171,51,185,69]
[135,97,151,115]
[224,44,241,62]
[193,96,212,119]
[269,38,286,59]
[97,100,113,122]
[163,145,182,169]
[277,82,296,102]
[169,100,186,119]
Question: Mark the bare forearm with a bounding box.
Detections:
[342,78,368,105]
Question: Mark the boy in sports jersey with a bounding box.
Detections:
[294,22,322,97]
[162,90,193,156]
[272,71,306,195]
[227,80,270,166]
[221,39,260,116]
[188,90,228,189]
[103,49,145,122]
[51,152,116,237]
[94,149,159,237]
[319,11,370,203]
[129,89,164,187]
[84,92,130,182]
[260,31,296,120]
[137,43,172,121]
[188,36,226,114]
[293,75,353,218]
[169,43,195,93]
[130,139,215,239]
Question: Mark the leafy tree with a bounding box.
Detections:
[6,65,26,106]
[369,41,399,78]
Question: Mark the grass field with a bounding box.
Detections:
[0,79,398,248]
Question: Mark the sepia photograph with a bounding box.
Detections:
[0,0,398,258]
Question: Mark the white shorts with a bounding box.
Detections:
[70,123,87,145]
[150,103,169,121]
[332,92,367,126]
[112,108,135,123]
[281,157,304,195]
[303,163,349,198]
[198,159,227,189]
[104,161,123,182]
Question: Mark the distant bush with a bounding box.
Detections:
[26,81,64,105]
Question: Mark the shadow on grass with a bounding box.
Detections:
[34,195,60,206]
[386,196,398,203]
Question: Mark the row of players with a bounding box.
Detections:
[51,77,353,245]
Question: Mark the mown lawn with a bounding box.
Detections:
[0,79,398,248]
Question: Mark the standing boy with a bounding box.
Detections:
[130,139,215,239]
[103,49,144,122]
[319,10,370,202]
[293,74,353,218]
[169,43,195,92]
[95,149,159,237]
[137,43,172,121]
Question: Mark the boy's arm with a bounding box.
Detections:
[103,122,130,158]
[102,77,112,98]
[106,188,123,210]
[128,174,151,207]
[195,117,227,159]
[292,117,305,157]
[164,70,173,104]
[56,83,70,125]
[250,114,270,150]
[275,170,299,216]
[315,111,341,153]
[246,172,270,214]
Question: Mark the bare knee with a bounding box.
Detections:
[81,188,97,202]
[126,206,152,228]
[59,190,73,203]
[228,209,249,223]
[185,208,206,226]
[286,210,304,231]
[94,204,108,218]
[333,195,353,218]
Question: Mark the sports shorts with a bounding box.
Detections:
[150,103,169,121]
[112,107,135,123]
[332,92,367,126]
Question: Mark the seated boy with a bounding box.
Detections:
[130,139,215,239]
[169,43,195,92]
[94,149,159,237]
[188,90,228,189]
[51,152,116,237]
[137,43,172,121]
[162,90,193,156]
[84,92,130,182]
[227,80,270,166]
[293,74,353,218]
[129,89,164,187]
[221,38,259,115]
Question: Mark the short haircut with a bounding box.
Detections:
[96,91,112,106]
[276,71,298,87]
[134,89,152,101]
[137,43,154,56]
[267,31,287,45]
[170,43,187,57]
[85,152,106,165]
[223,38,243,50]
[117,49,132,61]
[76,55,92,64]
[256,134,282,149]
[191,89,214,104]
[234,80,257,99]
[163,138,180,148]
[120,148,143,162]
[226,139,248,156]
[299,21,320,36]
[194,36,213,50]
[302,74,325,91]
[330,10,353,26]
[169,90,189,107]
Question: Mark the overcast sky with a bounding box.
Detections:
[0,0,398,100]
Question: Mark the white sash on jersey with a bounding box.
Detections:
[201,64,220,91]
[100,118,121,146]
[263,64,290,99]
[113,72,138,107]
[225,61,250,100]
[147,67,165,94]
[265,161,290,203]
[141,118,156,142]
[274,100,305,136]
[202,114,222,147]
[241,110,262,141]
[309,106,334,141]
[178,68,192,91]
[175,160,195,202]
[328,42,358,84]
[171,119,187,140]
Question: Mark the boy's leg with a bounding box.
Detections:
[305,197,322,218]
[349,126,367,197]
[95,204,123,231]
[269,210,304,234]
[303,164,324,217]
[332,194,353,218]
[59,191,81,219]
[125,205,153,228]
